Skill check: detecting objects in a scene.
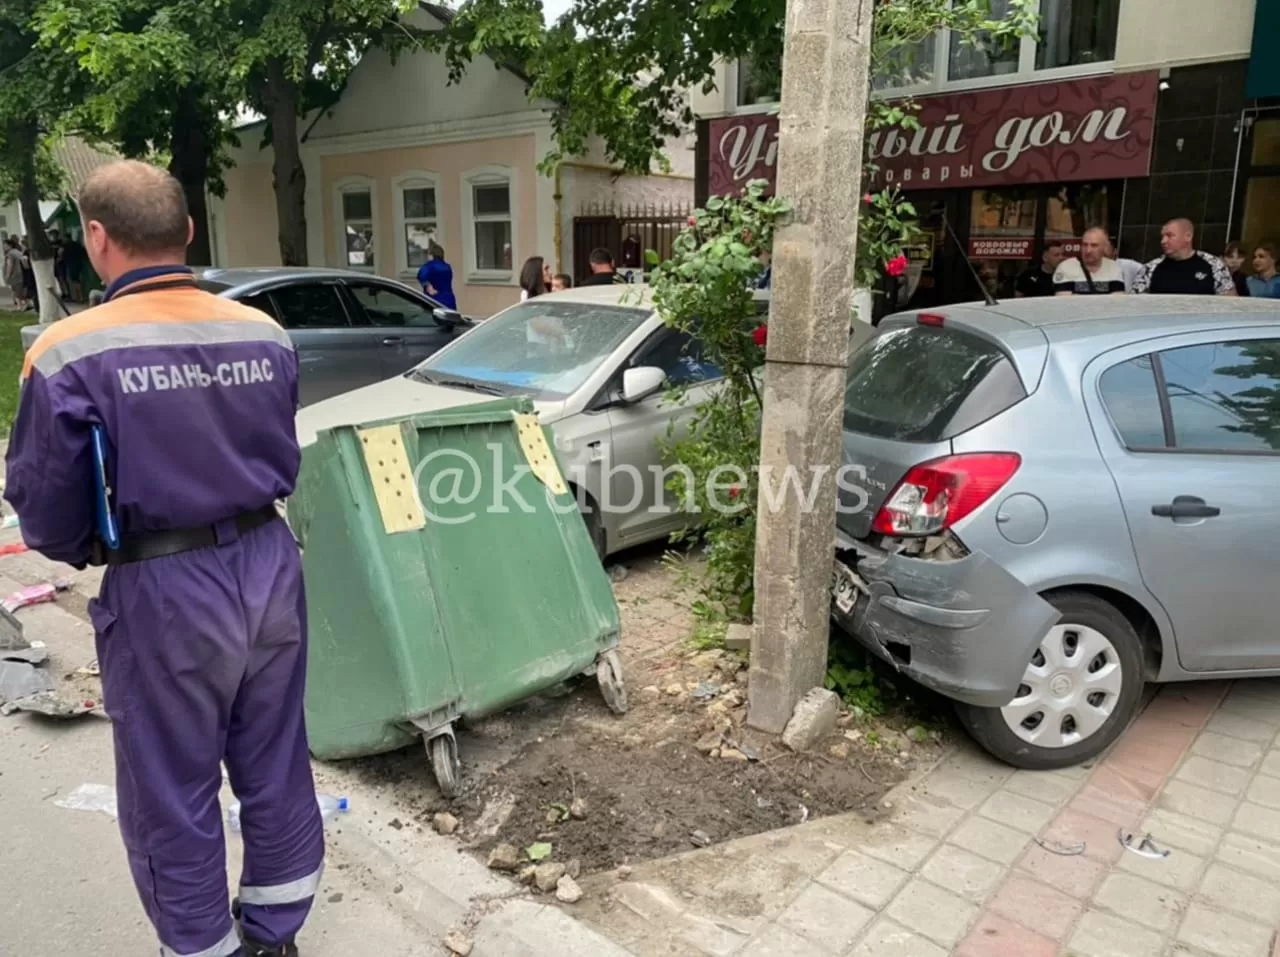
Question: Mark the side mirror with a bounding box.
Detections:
[433,307,463,324]
[622,366,666,404]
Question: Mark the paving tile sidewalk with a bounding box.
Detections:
[577,681,1280,957]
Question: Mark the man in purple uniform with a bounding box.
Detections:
[5,161,323,957]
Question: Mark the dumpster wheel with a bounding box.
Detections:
[596,649,628,715]
[427,732,460,797]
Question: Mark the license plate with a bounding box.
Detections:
[831,560,865,615]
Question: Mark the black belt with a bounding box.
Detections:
[98,506,280,566]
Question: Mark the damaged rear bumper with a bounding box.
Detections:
[831,532,1059,708]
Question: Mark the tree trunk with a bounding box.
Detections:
[746,0,876,732]
[13,118,61,323]
[169,86,213,266]
[262,58,308,266]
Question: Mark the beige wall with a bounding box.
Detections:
[1115,0,1254,70]
[218,163,280,268]
[320,135,540,317]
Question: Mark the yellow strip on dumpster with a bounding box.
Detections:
[358,424,427,534]
[513,412,568,496]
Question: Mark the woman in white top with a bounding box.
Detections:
[519,256,552,300]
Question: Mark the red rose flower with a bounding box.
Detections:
[687,216,697,227]
[885,254,908,277]
[729,486,740,499]
[753,325,768,347]
[863,192,873,204]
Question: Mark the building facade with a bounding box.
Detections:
[212,3,693,316]
[692,0,1260,307]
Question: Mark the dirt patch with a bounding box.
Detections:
[335,546,947,877]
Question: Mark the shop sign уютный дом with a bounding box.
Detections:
[706,71,1160,196]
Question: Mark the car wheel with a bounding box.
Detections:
[955,591,1144,770]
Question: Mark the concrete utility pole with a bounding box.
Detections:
[747,0,876,733]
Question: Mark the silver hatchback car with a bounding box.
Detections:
[833,295,1280,769]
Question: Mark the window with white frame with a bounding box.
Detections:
[463,168,515,279]
[737,0,1121,103]
[395,175,439,275]
[338,183,375,270]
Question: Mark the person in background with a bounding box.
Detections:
[551,273,573,292]
[1224,242,1252,296]
[1247,243,1280,298]
[1015,242,1062,297]
[50,230,69,300]
[63,232,88,302]
[1053,227,1126,295]
[416,242,456,310]
[755,248,772,290]
[579,247,620,286]
[1133,219,1235,295]
[4,237,28,310]
[20,237,36,310]
[519,256,550,300]
[1104,237,1144,293]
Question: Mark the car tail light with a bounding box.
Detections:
[871,453,1021,537]
[917,313,946,327]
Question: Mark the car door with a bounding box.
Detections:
[605,326,725,547]
[265,281,385,406]
[341,279,458,377]
[1089,329,1280,672]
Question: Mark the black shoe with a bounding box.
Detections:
[242,941,299,957]
[231,898,299,957]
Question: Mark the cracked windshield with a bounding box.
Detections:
[416,301,651,398]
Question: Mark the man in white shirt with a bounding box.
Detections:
[1053,227,1126,295]
[1103,237,1144,292]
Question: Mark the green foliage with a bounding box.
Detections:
[825,641,895,716]
[427,0,1039,176]
[644,180,786,616]
[0,134,61,206]
[688,600,729,650]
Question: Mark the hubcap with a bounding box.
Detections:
[1000,623,1123,749]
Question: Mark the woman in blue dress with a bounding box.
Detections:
[416,243,457,310]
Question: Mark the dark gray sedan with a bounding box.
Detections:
[192,267,476,406]
[22,267,477,407]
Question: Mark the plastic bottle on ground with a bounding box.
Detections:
[225,793,349,832]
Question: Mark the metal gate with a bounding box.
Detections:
[571,200,691,284]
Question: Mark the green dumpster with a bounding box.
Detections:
[288,397,626,794]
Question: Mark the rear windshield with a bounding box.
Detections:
[843,325,1025,442]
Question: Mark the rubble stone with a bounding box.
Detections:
[556,875,584,904]
[534,861,568,892]
[725,623,752,651]
[443,931,474,955]
[781,688,841,752]
[487,843,521,871]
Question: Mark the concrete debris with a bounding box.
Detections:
[73,657,99,676]
[830,742,850,759]
[1,691,96,719]
[727,740,759,761]
[664,683,684,697]
[0,659,56,705]
[570,797,588,820]
[433,812,459,836]
[566,859,581,880]
[724,623,752,652]
[443,931,474,955]
[690,681,724,700]
[534,861,567,892]
[487,843,521,872]
[639,685,661,699]
[0,605,26,650]
[517,866,537,885]
[720,748,748,762]
[469,793,516,844]
[617,865,633,880]
[555,875,583,904]
[781,688,840,752]
[695,730,723,753]
[690,829,712,848]
[2,642,48,666]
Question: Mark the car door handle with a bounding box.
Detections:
[1151,496,1220,519]
[381,337,403,346]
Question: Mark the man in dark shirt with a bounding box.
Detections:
[1133,219,1235,295]
[1015,242,1062,297]
[579,247,621,286]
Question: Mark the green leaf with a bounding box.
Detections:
[525,842,553,861]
